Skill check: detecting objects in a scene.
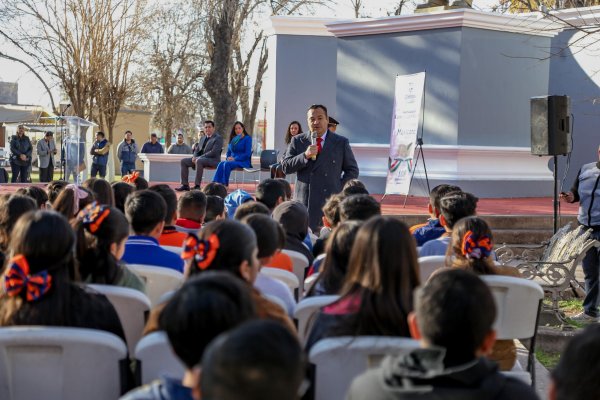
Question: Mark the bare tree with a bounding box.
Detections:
[350,0,364,17]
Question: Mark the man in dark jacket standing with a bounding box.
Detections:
[90,131,110,178]
[9,125,33,183]
[117,130,138,176]
[281,104,359,231]
[140,133,164,154]
[347,270,538,400]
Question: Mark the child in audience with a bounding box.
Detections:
[312,193,343,258]
[339,194,381,222]
[121,272,256,400]
[202,182,228,199]
[305,220,361,297]
[272,201,314,266]
[0,195,37,267]
[200,320,305,400]
[411,184,461,246]
[243,214,296,316]
[122,190,184,272]
[46,180,68,205]
[111,181,134,213]
[255,179,286,212]
[341,179,369,196]
[83,178,115,207]
[0,210,125,342]
[204,195,226,223]
[347,269,538,400]
[175,190,207,233]
[306,216,419,349]
[276,178,292,200]
[52,184,95,220]
[73,203,145,293]
[122,171,148,190]
[223,189,253,218]
[419,191,478,257]
[16,186,49,209]
[150,184,187,247]
[233,201,270,220]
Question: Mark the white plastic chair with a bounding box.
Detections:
[260,267,300,293]
[294,295,340,345]
[282,249,310,300]
[264,294,289,313]
[0,326,128,400]
[87,284,151,355]
[134,331,186,385]
[127,264,184,307]
[161,245,182,255]
[309,336,420,400]
[418,255,446,282]
[481,275,544,386]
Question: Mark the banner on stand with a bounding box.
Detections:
[385,72,425,195]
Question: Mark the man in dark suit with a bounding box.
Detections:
[282,104,359,231]
[176,120,224,191]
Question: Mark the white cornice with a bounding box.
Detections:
[267,16,340,37]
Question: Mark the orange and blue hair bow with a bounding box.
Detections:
[78,202,110,234]
[4,255,53,302]
[181,233,220,270]
[122,171,139,184]
[461,230,493,260]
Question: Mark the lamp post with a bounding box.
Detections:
[263,101,267,151]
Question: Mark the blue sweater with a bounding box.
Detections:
[122,236,183,272]
[226,135,252,167]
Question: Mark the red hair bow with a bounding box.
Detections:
[181,233,220,270]
[122,171,139,184]
[78,202,110,233]
[461,230,493,260]
[4,255,53,302]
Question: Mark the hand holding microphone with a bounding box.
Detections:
[305,132,319,160]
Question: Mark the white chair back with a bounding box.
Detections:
[264,294,288,312]
[309,336,420,400]
[87,284,151,354]
[260,267,300,293]
[417,255,446,282]
[0,326,127,400]
[134,332,185,385]
[127,264,184,307]
[161,245,182,255]
[294,295,340,344]
[282,249,310,300]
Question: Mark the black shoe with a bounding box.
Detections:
[192,185,201,190]
[175,185,190,191]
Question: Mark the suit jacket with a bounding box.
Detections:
[281,131,359,230]
[193,133,224,162]
[37,138,56,168]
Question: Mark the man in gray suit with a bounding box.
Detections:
[176,120,224,191]
[37,131,57,182]
[282,104,359,231]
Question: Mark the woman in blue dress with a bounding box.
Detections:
[212,121,252,187]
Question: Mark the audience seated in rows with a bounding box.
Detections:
[122,272,256,400]
[224,189,253,218]
[312,193,343,257]
[411,184,461,246]
[234,201,270,220]
[112,181,135,213]
[306,216,420,350]
[276,178,292,200]
[151,184,188,247]
[200,320,305,400]
[16,185,49,209]
[83,178,115,207]
[255,178,286,212]
[46,179,68,204]
[53,184,95,220]
[202,182,228,199]
[419,191,478,257]
[122,190,184,272]
[176,190,207,233]
[204,195,226,223]
[341,179,369,197]
[0,194,37,267]
[73,203,145,293]
[339,193,382,223]
[272,201,314,266]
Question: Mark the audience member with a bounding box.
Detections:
[272,201,314,266]
[122,172,149,191]
[305,220,361,297]
[46,180,68,205]
[73,203,145,293]
[312,193,343,258]
[150,184,187,247]
[122,190,184,272]
[419,191,478,257]
[255,179,286,212]
[339,194,381,222]
[411,184,461,246]
[276,178,292,200]
[306,216,419,348]
[175,190,207,233]
[347,269,538,400]
[112,181,135,213]
[52,184,94,220]
[83,177,115,207]
[224,189,253,218]
[0,210,125,342]
[341,179,369,197]
[202,182,228,199]
[16,186,49,209]
[201,320,305,400]
[0,195,37,266]
[243,214,296,316]
[234,201,270,220]
[122,272,256,400]
[550,324,600,400]
[204,195,226,223]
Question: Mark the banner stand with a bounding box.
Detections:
[402,137,430,207]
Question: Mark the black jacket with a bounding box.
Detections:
[9,134,33,166]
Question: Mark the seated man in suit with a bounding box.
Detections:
[176,120,223,191]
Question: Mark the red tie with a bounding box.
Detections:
[316,137,323,154]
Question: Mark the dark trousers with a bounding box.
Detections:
[583,229,600,316]
[39,160,54,183]
[181,157,219,186]
[10,162,29,183]
[121,161,135,176]
[91,163,107,178]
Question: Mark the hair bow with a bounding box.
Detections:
[78,202,110,233]
[181,233,220,270]
[4,255,53,302]
[65,184,89,214]
[122,171,139,184]
[461,230,493,260]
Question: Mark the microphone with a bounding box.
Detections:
[310,132,318,160]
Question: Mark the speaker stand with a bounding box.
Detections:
[553,154,558,234]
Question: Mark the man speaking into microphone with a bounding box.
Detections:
[281,104,359,231]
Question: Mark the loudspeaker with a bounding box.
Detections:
[531,95,571,156]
